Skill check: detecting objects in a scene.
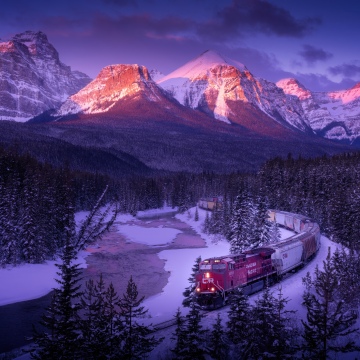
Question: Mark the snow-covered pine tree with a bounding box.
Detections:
[331,247,360,309]
[0,169,22,265]
[203,211,211,233]
[183,255,201,307]
[301,248,359,359]
[269,218,281,243]
[270,287,299,359]
[120,276,162,359]
[20,170,46,263]
[249,287,279,359]
[227,190,255,253]
[252,195,272,248]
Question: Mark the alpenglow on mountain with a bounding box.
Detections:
[1,31,359,145]
[0,31,91,121]
[277,78,360,144]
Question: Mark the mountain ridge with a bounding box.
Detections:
[0,30,91,121]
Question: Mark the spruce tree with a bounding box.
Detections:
[184,301,206,359]
[103,282,124,359]
[252,195,272,247]
[227,289,254,359]
[120,276,162,359]
[207,313,229,360]
[31,235,83,359]
[227,191,255,253]
[80,275,117,359]
[183,255,201,307]
[171,308,188,359]
[301,248,359,359]
[269,218,281,243]
[194,206,199,221]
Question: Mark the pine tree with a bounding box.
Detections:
[252,195,272,247]
[184,301,206,359]
[227,191,255,253]
[271,287,299,359]
[103,282,124,359]
[301,248,359,359]
[171,308,188,359]
[250,287,279,359]
[269,219,281,243]
[331,248,360,309]
[183,255,201,307]
[31,235,83,359]
[80,275,117,359]
[203,210,211,233]
[120,276,162,359]
[207,313,229,360]
[194,206,199,221]
[226,288,255,359]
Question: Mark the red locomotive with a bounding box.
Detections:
[194,210,320,308]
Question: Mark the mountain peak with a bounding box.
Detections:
[56,63,163,115]
[277,78,312,100]
[159,50,246,84]
[13,30,48,43]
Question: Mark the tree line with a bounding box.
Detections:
[1,147,360,266]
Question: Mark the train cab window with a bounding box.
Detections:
[212,263,226,271]
[200,264,211,270]
[228,263,234,270]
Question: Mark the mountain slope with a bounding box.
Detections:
[277,78,360,143]
[157,50,310,133]
[0,31,91,122]
[27,54,355,173]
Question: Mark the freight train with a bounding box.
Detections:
[194,210,320,308]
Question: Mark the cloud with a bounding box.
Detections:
[328,63,360,78]
[198,0,321,41]
[298,44,333,64]
[293,72,356,92]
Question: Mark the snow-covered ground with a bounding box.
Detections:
[1,205,358,359]
[0,205,333,313]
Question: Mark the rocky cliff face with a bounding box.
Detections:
[0,31,91,121]
[277,78,360,143]
[56,64,167,115]
[157,50,311,132]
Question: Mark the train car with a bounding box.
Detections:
[195,248,276,308]
[197,197,223,211]
[194,210,320,309]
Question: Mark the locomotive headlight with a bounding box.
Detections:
[205,272,210,278]
[211,287,215,292]
[196,288,200,292]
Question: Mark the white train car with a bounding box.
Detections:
[268,210,320,276]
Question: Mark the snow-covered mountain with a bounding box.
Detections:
[2,31,358,145]
[277,78,360,143]
[157,50,310,132]
[56,64,166,115]
[0,31,91,121]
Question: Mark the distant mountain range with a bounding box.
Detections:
[0,31,358,174]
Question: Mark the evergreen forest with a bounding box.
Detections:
[1,146,360,265]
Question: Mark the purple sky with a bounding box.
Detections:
[1,0,359,91]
